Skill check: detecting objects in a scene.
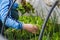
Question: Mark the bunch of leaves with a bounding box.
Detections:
[4,16,60,40]
[42,18,60,40]
[17,2,35,15]
[4,16,43,40]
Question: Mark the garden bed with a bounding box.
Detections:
[4,16,60,40]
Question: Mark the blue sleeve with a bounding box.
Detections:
[5,18,23,29]
[0,0,23,29]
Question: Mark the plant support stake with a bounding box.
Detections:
[38,0,59,40]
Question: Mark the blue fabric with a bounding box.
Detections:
[0,0,23,29]
[12,3,19,9]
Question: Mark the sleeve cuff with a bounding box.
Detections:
[18,21,23,29]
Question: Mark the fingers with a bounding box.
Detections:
[32,31,36,34]
[31,25,38,34]
[33,25,38,31]
[23,24,38,34]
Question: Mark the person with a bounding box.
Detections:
[0,0,38,34]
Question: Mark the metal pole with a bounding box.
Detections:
[38,0,59,40]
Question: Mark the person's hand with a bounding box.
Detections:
[23,24,38,34]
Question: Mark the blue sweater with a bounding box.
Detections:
[0,0,23,29]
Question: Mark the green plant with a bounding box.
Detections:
[17,2,35,15]
[4,16,60,40]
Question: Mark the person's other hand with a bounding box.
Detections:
[23,24,38,34]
